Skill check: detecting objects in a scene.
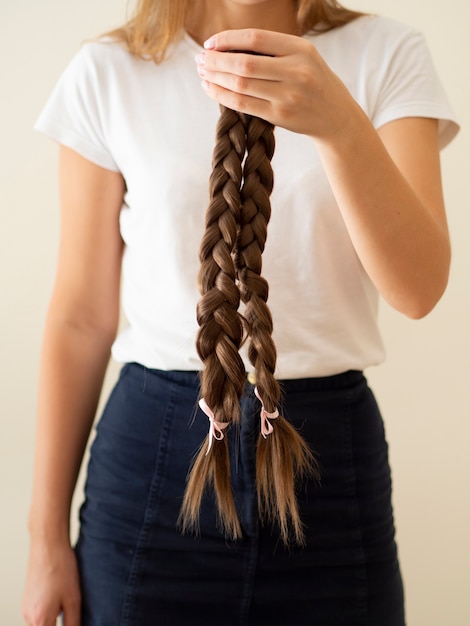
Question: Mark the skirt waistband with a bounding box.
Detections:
[124,363,365,393]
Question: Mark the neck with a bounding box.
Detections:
[186,0,299,44]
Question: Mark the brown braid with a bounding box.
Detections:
[179,106,247,539]
[236,116,318,545]
[181,106,318,546]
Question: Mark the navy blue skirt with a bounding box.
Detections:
[75,363,405,625]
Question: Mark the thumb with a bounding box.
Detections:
[61,595,81,626]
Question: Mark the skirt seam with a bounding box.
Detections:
[344,393,369,625]
[120,380,177,625]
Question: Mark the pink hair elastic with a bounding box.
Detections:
[254,387,279,438]
[199,388,278,453]
[199,398,229,455]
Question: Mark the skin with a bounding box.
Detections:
[23,1,450,624]
[22,152,125,625]
[190,1,450,318]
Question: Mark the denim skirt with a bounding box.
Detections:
[75,363,405,625]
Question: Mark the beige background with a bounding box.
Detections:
[1,0,468,624]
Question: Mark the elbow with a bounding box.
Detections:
[403,297,442,320]
[385,248,451,320]
[394,264,450,320]
[374,221,452,319]
[392,288,446,320]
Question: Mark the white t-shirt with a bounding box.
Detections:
[35,16,459,379]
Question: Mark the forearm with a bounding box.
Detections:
[28,316,115,541]
[315,110,450,318]
[195,31,451,318]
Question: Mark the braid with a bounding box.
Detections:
[179,106,247,539]
[181,105,318,546]
[237,116,318,545]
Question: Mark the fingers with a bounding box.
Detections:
[60,576,81,626]
[195,28,316,101]
[195,28,337,137]
[62,597,81,626]
[195,40,290,116]
[195,50,276,117]
[201,79,272,119]
[198,27,308,86]
[22,603,61,626]
[22,542,82,626]
[197,56,279,103]
[197,50,280,83]
[203,28,298,57]
[23,598,80,626]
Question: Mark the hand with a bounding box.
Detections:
[195,28,359,140]
[22,538,81,626]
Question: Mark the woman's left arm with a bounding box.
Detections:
[197,29,450,318]
[315,114,449,319]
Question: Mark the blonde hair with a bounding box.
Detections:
[106,0,364,63]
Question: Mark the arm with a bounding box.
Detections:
[315,114,449,318]
[196,29,451,318]
[23,147,125,626]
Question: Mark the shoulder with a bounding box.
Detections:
[75,34,193,69]
[313,14,421,40]
[305,15,434,90]
[309,16,458,149]
[67,38,144,78]
[64,35,193,89]
[307,15,424,56]
[56,39,155,102]
[341,14,420,37]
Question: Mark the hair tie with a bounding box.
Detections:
[254,387,279,438]
[199,398,229,455]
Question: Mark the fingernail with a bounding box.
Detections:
[201,80,210,92]
[203,37,216,50]
[197,65,206,77]
[195,53,205,65]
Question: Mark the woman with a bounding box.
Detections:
[22,1,458,625]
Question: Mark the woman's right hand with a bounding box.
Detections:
[22,538,81,626]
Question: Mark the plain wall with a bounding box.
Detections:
[1,1,468,624]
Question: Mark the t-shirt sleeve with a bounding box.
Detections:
[370,25,459,149]
[34,44,119,172]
